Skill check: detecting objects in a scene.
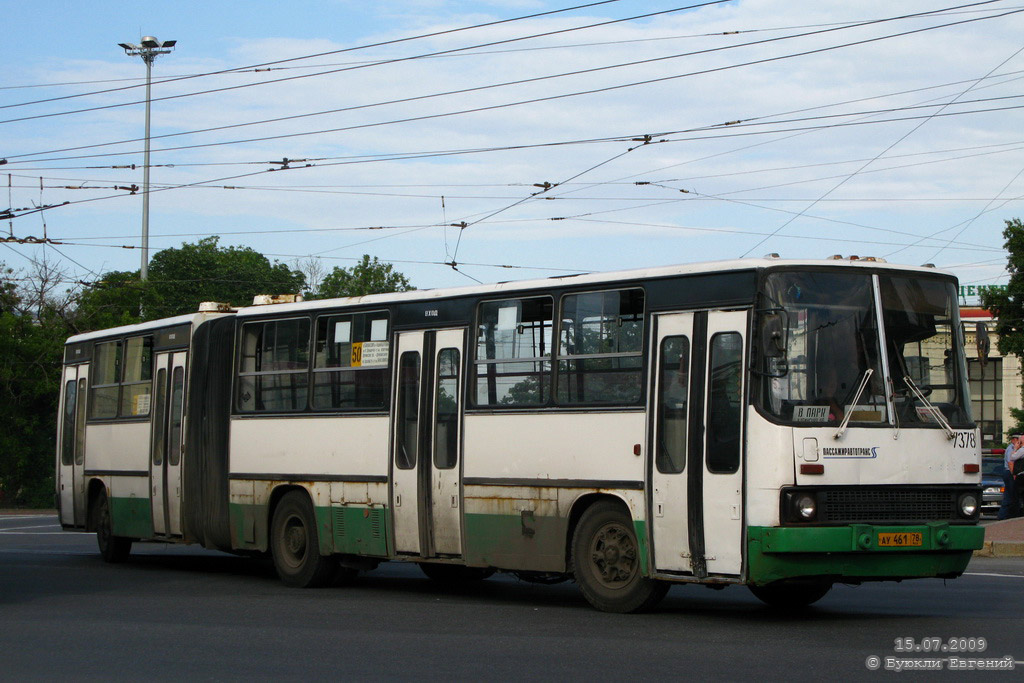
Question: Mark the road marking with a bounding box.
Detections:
[0,523,62,531]
[965,571,1024,579]
[0,514,56,520]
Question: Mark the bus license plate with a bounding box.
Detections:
[878,532,923,547]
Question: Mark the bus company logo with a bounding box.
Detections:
[822,446,879,459]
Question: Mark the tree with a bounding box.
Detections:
[314,254,414,299]
[144,236,305,316]
[979,218,1024,438]
[0,261,70,507]
[73,270,146,332]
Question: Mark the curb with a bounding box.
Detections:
[974,540,1024,558]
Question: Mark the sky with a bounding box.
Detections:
[2,0,1023,302]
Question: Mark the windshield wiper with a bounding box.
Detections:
[834,368,873,440]
[902,374,956,440]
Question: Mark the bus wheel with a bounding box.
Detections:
[749,580,832,609]
[571,501,668,613]
[91,491,131,563]
[419,563,495,583]
[271,491,335,588]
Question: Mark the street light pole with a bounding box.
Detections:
[118,37,176,281]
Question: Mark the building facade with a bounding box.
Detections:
[961,307,1022,447]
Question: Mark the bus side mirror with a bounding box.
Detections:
[760,312,787,359]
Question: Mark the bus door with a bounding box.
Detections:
[649,310,746,578]
[391,329,466,557]
[58,364,88,527]
[150,351,187,536]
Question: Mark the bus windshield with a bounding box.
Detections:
[879,275,972,427]
[758,270,972,428]
[760,271,886,425]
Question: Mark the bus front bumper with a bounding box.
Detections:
[746,523,985,586]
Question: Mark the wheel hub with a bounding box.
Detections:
[590,523,637,588]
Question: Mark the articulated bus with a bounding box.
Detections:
[56,257,985,612]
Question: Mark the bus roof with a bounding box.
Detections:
[233,256,952,319]
[64,256,954,342]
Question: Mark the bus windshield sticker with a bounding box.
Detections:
[334,321,352,343]
[370,318,388,341]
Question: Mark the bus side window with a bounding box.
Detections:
[61,379,78,466]
[311,311,389,410]
[558,288,644,405]
[707,332,743,474]
[434,348,460,469]
[237,318,311,412]
[656,336,689,474]
[395,351,420,470]
[474,297,553,407]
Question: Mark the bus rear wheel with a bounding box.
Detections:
[749,580,832,609]
[271,491,335,588]
[91,490,131,563]
[571,501,668,613]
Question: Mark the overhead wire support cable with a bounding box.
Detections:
[0,0,633,112]
[0,1,726,126]
[5,3,1019,167]
[2,0,1005,162]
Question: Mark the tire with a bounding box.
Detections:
[419,563,495,583]
[571,500,668,613]
[748,580,832,609]
[91,490,132,563]
[271,491,336,588]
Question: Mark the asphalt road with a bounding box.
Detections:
[2,514,1022,681]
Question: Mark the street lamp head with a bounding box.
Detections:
[119,37,176,60]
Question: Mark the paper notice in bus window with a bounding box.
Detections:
[370,318,387,341]
[351,341,389,367]
[915,406,941,423]
[334,321,352,344]
[134,393,151,415]
[847,405,885,422]
[793,405,830,422]
[497,306,517,330]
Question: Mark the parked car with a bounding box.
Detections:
[982,455,1006,517]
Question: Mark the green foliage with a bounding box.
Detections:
[314,254,414,299]
[0,269,67,507]
[980,219,1024,361]
[980,218,1024,440]
[73,270,145,331]
[145,236,305,316]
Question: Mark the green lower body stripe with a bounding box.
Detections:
[746,523,985,585]
[109,496,153,539]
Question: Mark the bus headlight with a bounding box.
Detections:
[794,493,817,521]
[957,493,979,519]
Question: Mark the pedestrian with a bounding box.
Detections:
[998,434,1022,520]
[1013,437,1024,520]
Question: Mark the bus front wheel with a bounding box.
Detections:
[571,501,668,613]
[91,491,131,563]
[749,580,832,609]
[271,491,335,588]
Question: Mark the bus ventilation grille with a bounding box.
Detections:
[818,488,959,522]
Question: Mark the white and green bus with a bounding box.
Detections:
[56,257,985,612]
